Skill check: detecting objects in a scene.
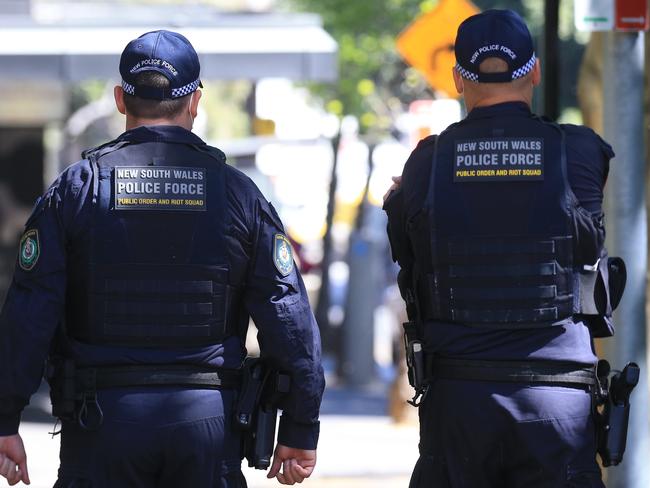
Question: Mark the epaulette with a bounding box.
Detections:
[193,144,227,163]
[415,134,438,150]
[81,139,131,161]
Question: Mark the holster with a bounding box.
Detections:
[403,321,427,406]
[235,358,291,470]
[594,360,640,467]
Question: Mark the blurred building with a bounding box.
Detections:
[0,0,337,303]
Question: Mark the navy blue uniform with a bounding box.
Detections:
[0,125,324,487]
[385,102,614,487]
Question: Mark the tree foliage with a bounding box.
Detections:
[284,0,586,132]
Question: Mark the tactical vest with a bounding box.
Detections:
[65,139,243,347]
[412,113,596,329]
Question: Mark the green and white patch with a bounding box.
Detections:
[273,233,294,276]
[19,229,40,271]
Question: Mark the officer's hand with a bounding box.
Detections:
[267,444,316,485]
[0,435,30,486]
[383,176,402,203]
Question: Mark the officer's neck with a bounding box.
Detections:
[125,114,193,131]
[465,93,532,112]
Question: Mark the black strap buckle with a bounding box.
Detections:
[407,384,429,407]
[78,391,104,431]
[76,369,104,431]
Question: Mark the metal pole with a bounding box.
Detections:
[543,0,560,120]
[315,131,341,354]
[341,144,379,386]
[602,31,649,488]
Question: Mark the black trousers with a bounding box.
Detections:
[53,388,246,488]
[409,379,604,488]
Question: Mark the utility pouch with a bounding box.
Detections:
[596,361,640,467]
[46,357,77,421]
[236,358,290,470]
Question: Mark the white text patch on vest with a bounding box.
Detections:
[114,166,207,211]
[454,138,544,182]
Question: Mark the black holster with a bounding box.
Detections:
[235,358,290,470]
[403,321,427,406]
[595,360,640,467]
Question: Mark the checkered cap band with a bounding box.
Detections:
[455,63,479,82]
[121,80,135,95]
[171,79,201,98]
[511,54,536,80]
[121,78,200,99]
[455,53,536,83]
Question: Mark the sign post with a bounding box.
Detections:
[396,0,479,97]
[575,0,648,32]
[615,0,649,31]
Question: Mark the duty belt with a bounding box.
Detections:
[76,364,242,390]
[427,357,597,387]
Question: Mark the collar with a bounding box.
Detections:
[466,101,532,120]
[116,125,207,146]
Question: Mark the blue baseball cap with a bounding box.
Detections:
[119,30,202,100]
[454,9,536,84]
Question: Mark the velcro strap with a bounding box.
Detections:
[77,365,241,390]
[428,357,596,386]
[106,301,213,316]
[450,285,557,301]
[449,262,557,278]
[449,240,556,256]
[104,279,215,295]
[103,322,214,338]
[451,307,559,323]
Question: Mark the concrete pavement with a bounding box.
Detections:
[16,383,419,488]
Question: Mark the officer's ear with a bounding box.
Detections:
[114,86,127,115]
[531,59,542,87]
[189,89,202,120]
[452,67,464,94]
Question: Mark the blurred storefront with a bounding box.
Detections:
[0,0,337,303]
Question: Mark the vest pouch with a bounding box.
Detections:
[575,255,625,338]
[608,257,626,311]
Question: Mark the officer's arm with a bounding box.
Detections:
[243,197,324,454]
[0,185,67,436]
[383,135,437,310]
[0,180,69,486]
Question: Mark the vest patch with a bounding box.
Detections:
[453,138,544,182]
[114,166,207,211]
[273,234,294,276]
[19,229,40,271]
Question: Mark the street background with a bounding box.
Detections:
[0,0,648,487]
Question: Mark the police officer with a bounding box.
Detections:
[0,30,324,487]
[384,10,620,487]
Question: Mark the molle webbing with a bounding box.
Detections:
[421,236,574,327]
[83,263,237,347]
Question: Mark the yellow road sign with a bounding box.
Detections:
[397,0,480,98]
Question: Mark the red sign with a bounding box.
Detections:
[616,0,649,31]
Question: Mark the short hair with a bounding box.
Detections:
[122,71,191,119]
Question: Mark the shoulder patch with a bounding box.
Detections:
[273,233,294,276]
[19,229,40,271]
